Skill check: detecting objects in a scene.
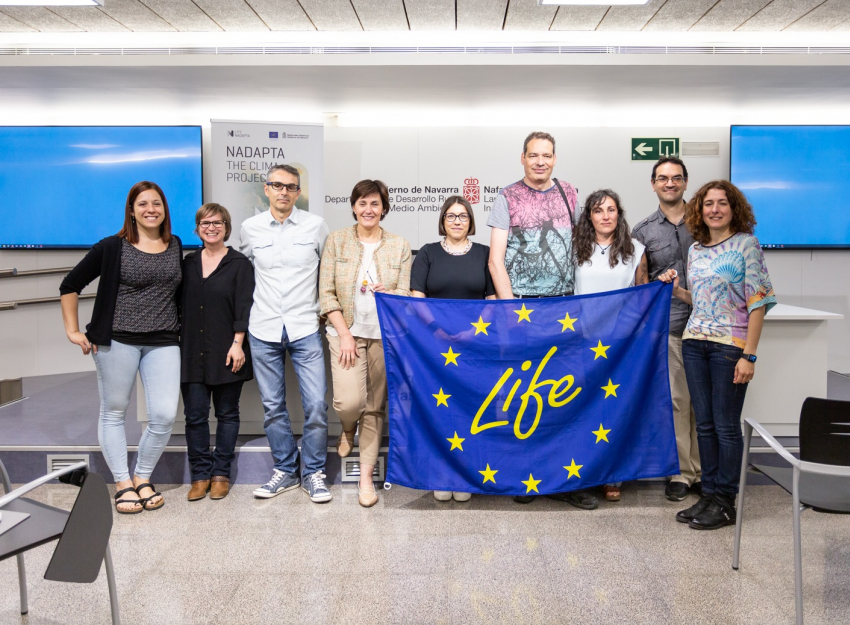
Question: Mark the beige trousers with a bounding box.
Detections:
[669,334,701,485]
[327,334,387,466]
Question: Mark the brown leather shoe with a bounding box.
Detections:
[209,476,230,500]
[358,483,378,508]
[337,429,356,458]
[188,480,210,501]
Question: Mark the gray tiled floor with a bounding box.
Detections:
[1,482,848,625]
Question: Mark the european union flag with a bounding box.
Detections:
[375,281,678,496]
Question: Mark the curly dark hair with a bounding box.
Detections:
[685,180,756,246]
[573,189,634,269]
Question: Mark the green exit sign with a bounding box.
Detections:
[631,138,680,161]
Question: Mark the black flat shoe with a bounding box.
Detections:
[513,495,535,504]
[689,494,736,530]
[665,481,689,502]
[676,494,712,523]
[547,490,598,510]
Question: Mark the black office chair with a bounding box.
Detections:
[733,397,850,625]
[0,457,120,624]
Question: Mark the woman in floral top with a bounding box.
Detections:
[660,180,775,531]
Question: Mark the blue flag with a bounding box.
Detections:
[375,281,678,496]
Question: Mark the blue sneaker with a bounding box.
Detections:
[253,469,299,499]
[302,472,332,503]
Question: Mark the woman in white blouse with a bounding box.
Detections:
[573,189,648,502]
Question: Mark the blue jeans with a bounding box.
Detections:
[249,328,328,478]
[682,339,748,498]
[92,341,180,482]
[181,381,244,481]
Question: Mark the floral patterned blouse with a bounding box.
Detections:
[683,232,776,349]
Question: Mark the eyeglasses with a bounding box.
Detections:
[654,175,686,184]
[199,220,225,230]
[444,213,470,223]
[265,182,301,192]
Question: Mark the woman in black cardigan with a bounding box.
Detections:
[181,203,255,501]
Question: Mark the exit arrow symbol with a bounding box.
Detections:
[635,142,653,156]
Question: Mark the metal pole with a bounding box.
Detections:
[732,421,752,570]
[792,466,804,625]
[104,544,121,625]
[1,458,29,614]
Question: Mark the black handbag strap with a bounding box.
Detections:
[553,178,575,228]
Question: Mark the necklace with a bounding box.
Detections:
[597,243,612,255]
[442,238,472,256]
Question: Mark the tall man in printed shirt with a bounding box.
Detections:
[632,156,701,502]
[487,131,597,510]
[240,164,332,504]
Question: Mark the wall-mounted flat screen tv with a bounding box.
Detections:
[0,126,203,249]
[730,125,850,249]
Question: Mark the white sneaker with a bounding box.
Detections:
[453,492,472,502]
[433,490,452,502]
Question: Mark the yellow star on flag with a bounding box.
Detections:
[447,431,465,451]
[514,304,533,323]
[601,379,620,398]
[471,316,491,335]
[564,459,583,479]
[522,474,542,494]
[441,346,460,366]
[479,464,498,484]
[558,312,578,332]
[592,423,611,443]
[433,388,451,407]
[590,340,610,360]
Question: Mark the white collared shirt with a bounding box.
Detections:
[239,208,330,343]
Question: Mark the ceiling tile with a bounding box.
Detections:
[504,0,556,31]
[49,7,130,32]
[0,8,82,32]
[550,7,608,31]
[191,0,270,31]
[246,1,313,30]
[689,0,772,32]
[350,0,408,30]
[404,0,455,30]
[643,0,720,31]
[98,0,175,32]
[0,11,37,32]
[736,0,824,31]
[139,0,222,31]
[597,0,666,31]
[831,16,850,29]
[457,0,507,30]
[296,0,361,30]
[785,0,850,31]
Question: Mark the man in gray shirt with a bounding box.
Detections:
[632,157,701,502]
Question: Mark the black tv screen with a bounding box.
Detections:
[0,126,203,249]
[730,125,850,249]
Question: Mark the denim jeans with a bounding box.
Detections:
[249,328,328,478]
[682,339,748,498]
[92,341,180,482]
[181,381,244,481]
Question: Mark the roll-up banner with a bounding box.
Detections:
[210,120,324,248]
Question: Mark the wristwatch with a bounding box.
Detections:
[741,353,757,363]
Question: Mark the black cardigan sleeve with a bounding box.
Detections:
[59,238,107,295]
[233,257,255,333]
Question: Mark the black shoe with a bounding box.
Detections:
[690,481,703,497]
[665,481,689,502]
[676,494,712,523]
[689,494,736,530]
[546,490,598,510]
[513,495,535,504]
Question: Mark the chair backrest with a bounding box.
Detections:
[44,471,113,583]
[799,397,850,466]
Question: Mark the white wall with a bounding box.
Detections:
[2,60,850,379]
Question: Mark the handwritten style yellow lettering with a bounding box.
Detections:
[470,346,582,440]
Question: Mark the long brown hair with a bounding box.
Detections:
[573,189,634,269]
[117,181,172,244]
[685,180,756,246]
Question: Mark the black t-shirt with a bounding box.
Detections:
[410,242,495,300]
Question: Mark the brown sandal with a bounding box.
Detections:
[602,484,621,502]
